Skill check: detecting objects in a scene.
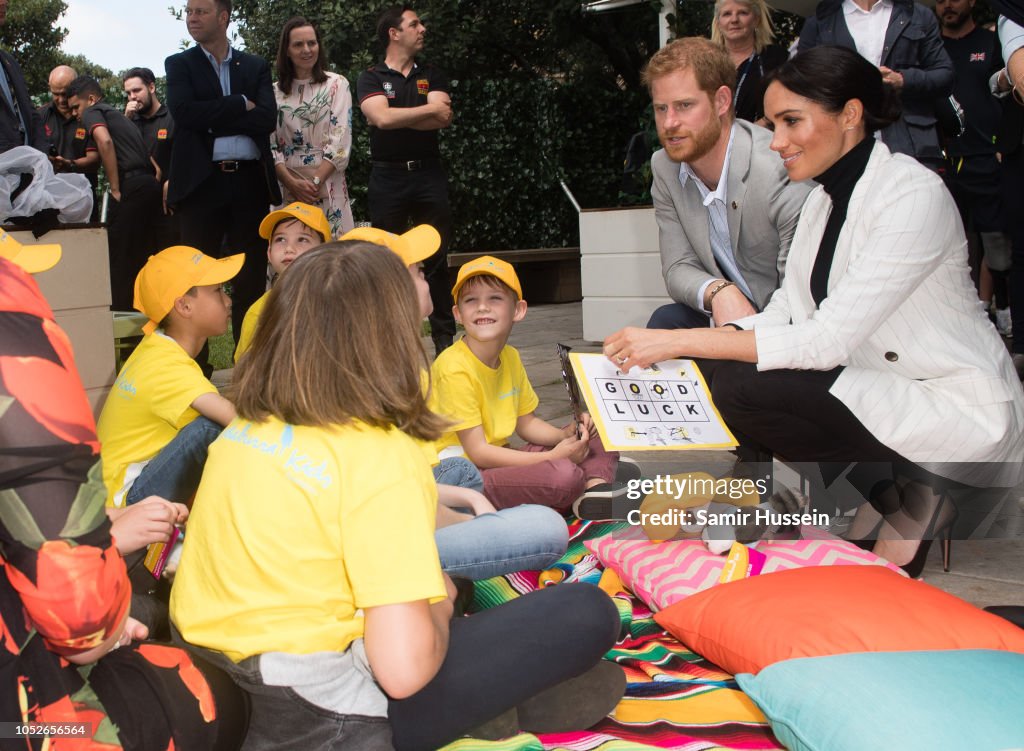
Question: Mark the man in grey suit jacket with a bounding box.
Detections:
[643,38,811,331]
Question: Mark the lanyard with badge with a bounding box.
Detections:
[733,53,763,108]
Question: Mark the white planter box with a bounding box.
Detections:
[11,225,115,414]
[579,206,669,342]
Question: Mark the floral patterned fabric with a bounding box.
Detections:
[0,258,226,750]
[272,71,355,238]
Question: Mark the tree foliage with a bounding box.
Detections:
[231,0,662,250]
[0,0,68,98]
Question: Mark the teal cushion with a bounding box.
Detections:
[736,650,1024,751]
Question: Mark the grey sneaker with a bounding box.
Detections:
[571,482,637,521]
[995,307,1012,337]
[517,661,626,734]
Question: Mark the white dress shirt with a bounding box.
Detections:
[843,0,894,67]
[678,124,755,311]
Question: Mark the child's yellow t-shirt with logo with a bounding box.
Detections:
[96,332,217,506]
[170,416,446,663]
[429,339,539,453]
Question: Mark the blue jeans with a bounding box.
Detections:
[432,456,485,492]
[434,505,569,581]
[125,416,223,505]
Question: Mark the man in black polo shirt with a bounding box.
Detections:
[40,65,101,222]
[357,4,455,356]
[937,0,1012,334]
[67,76,161,310]
[123,66,178,248]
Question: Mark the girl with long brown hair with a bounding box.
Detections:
[171,242,624,750]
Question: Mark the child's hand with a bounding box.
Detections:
[579,412,599,441]
[555,433,590,464]
[464,490,496,516]
[108,497,189,556]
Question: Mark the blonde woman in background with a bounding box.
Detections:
[272,16,354,238]
[710,0,788,124]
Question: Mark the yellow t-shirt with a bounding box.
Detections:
[429,339,539,453]
[97,332,217,506]
[233,290,269,362]
[170,417,446,663]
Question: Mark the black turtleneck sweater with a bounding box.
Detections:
[809,136,876,307]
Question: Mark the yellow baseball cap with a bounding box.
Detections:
[134,246,244,334]
[259,202,332,243]
[0,230,61,273]
[451,255,522,302]
[339,225,440,266]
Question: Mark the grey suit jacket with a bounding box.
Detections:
[652,119,812,313]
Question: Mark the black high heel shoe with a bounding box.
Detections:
[897,493,958,579]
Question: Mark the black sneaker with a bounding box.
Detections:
[615,457,643,484]
[572,482,640,521]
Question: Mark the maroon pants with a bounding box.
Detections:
[482,435,618,512]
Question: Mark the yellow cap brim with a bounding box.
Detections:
[401,225,441,265]
[138,253,245,335]
[451,268,523,302]
[0,243,62,274]
[259,205,331,242]
[199,252,245,286]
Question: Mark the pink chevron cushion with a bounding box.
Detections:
[585,528,905,612]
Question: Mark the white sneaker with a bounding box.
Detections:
[995,307,1012,337]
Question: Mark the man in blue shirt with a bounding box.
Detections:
[165,0,281,347]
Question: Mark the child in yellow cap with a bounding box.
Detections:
[339,227,570,579]
[97,246,241,516]
[233,202,331,361]
[430,256,628,513]
[170,244,623,749]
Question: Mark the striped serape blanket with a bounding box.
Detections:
[442,521,783,751]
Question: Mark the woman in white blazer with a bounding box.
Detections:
[605,46,1024,575]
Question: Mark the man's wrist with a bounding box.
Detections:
[706,280,735,307]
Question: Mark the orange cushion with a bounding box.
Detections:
[653,566,1024,676]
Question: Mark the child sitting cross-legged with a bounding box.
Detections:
[98,246,239,512]
[340,226,568,580]
[169,243,624,750]
[430,256,628,512]
[96,246,240,630]
[234,201,331,362]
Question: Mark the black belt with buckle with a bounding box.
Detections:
[215,160,258,173]
[372,158,441,171]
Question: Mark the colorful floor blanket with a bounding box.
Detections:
[442,521,783,751]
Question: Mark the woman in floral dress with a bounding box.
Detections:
[272,17,354,238]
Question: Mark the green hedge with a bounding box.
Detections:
[234,0,658,251]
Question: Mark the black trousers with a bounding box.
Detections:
[1001,151,1024,353]
[369,164,455,339]
[176,583,618,751]
[177,164,272,341]
[700,360,915,514]
[388,583,619,751]
[106,173,162,311]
